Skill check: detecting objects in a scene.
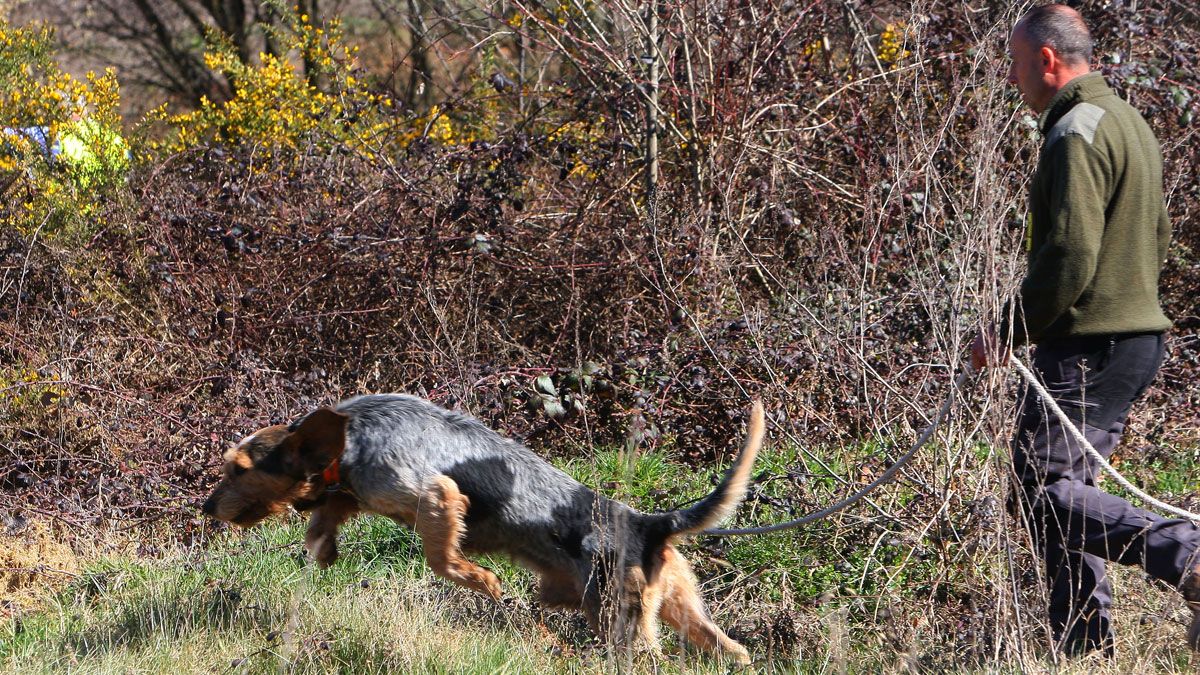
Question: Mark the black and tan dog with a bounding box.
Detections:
[202,394,763,663]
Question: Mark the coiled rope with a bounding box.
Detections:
[705,354,1200,537]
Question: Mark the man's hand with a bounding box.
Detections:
[970,328,1010,370]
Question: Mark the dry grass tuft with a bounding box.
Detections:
[0,521,82,615]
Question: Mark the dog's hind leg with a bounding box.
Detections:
[656,546,750,665]
[414,475,503,601]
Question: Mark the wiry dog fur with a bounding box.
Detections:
[202,394,764,664]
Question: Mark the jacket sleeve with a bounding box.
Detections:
[1003,135,1111,346]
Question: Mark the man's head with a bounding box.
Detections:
[1009,4,1093,113]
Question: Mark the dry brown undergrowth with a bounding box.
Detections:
[0,521,82,615]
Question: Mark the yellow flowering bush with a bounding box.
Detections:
[547,116,606,180]
[0,366,66,410]
[148,7,483,160]
[148,10,385,155]
[1,19,128,236]
[511,0,595,30]
[802,38,826,60]
[877,23,910,66]
[398,104,466,147]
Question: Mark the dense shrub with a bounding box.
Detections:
[4,0,1198,525]
[146,10,401,157]
[0,20,127,237]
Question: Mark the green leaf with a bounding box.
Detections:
[534,375,557,396]
[542,397,567,419]
[562,372,581,392]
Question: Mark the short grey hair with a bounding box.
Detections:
[1016,4,1093,66]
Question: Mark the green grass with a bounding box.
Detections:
[1140,448,1200,497]
[0,513,769,674]
[559,442,951,603]
[4,445,1200,673]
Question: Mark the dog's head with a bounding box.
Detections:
[201,408,348,527]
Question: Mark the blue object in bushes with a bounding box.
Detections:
[1,125,59,163]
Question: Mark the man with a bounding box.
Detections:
[972,3,1200,657]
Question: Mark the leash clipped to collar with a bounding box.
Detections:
[317,456,352,497]
[321,458,356,498]
[294,454,352,512]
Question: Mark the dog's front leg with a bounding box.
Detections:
[304,493,360,567]
[413,475,503,600]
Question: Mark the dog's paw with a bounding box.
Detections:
[315,547,339,568]
[481,571,503,601]
[729,644,752,666]
[306,533,339,567]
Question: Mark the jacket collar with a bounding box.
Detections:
[1039,72,1111,135]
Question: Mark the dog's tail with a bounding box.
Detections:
[659,400,764,536]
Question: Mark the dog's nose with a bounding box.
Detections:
[201,497,216,516]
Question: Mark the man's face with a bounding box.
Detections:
[1008,27,1053,113]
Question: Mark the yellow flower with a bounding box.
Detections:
[878,23,910,66]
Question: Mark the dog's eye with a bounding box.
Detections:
[231,465,247,477]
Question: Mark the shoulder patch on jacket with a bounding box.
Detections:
[1046,102,1106,149]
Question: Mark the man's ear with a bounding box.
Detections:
[1040,45,1056,70]
[290,407,349,476]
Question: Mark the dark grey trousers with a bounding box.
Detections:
[1011,332,1200,655]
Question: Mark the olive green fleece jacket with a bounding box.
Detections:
[1002,72,1172,347]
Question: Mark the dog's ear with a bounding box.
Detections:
[289,407,349,475]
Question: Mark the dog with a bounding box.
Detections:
[202,393,764,664]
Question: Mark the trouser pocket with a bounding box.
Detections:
[1030,333,1164,432]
